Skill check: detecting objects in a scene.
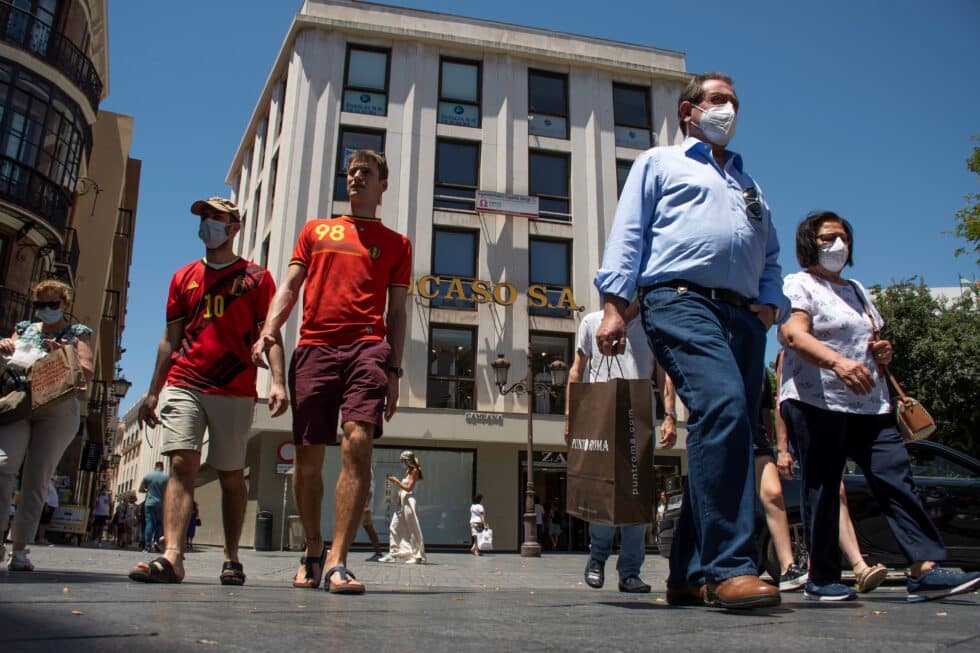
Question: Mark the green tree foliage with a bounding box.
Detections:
[872,279,979,457]
[953,140,980,266]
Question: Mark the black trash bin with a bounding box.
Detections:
[255,510,273,551]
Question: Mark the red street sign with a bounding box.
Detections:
[277,441,295,464]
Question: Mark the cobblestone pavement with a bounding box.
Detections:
[1,544,978,652]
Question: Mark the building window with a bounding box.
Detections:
[529,238,572,318]
[438,58,480,128]
[529,150,570,220]
[427,325,476,409]
[616,159,632,198]
[434,139,479,211]
[268,151,279,223]
[612,83,652,149]
[334,127,385,202]
[260,235,270,268]
[528,69,568,139]
[249,183,261,252]
[253,122,266,175]
[529,332,572,415]
[343,45,390,116]
[430,228,477,310]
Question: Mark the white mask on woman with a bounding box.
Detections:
[818,237,849,273]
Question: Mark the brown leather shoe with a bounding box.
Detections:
[705,575,781,609]
[665,585,706,606]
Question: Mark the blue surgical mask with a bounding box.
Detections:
[198,218,230,249]
[36,307,64,324]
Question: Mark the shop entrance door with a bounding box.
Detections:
[518,451,588,552]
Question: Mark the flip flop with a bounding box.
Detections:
[129,556,183,584]
[324,565,365,594]
[220,561,246,586]
[293,543,327,588]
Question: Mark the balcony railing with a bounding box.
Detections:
[0,3,103,111]
[0,285,29,337]
[0,155,71,233]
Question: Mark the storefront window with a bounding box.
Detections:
[529,331,571,415]
[343,45,390,116]
[528,69,568,139]
[427,325,476,409]
[438,58,480,128]
[612,83,652,149]
[333,127,385,201]
[431,228,477,310]
[320,446,476,547]
[434,139,479,211]
[529,238,572,317]
[529,150,570,220]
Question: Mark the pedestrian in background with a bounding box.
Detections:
[92,486,112,545]
[137,462,168,553]
[469,493,488,556]
[0,279,94,571]
[380,451,425,564]
[186,501,200,550]
[362,466,384,562]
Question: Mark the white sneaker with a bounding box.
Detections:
[8,548,33,571]
[406,556,425,565]
[378,554,396,563]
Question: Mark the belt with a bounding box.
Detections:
[650,280,751,307]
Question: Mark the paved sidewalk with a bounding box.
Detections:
[1,544,978,652]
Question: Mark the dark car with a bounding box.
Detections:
[658,440,980,580]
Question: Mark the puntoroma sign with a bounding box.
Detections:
[411,275,581,311]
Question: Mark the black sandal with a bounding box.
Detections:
[293,543,327,588]
[324,565,365,594]
[129,556,183,584]
[220,561,246,586]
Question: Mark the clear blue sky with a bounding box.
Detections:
[102,0,980,413]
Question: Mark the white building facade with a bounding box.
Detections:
[220,0,692,552]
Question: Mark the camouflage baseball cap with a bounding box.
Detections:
[190,197,241,221]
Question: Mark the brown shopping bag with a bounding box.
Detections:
[28,344,87,409]
[565,378,654,525]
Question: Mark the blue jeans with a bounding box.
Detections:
[589,522,647,580]
[144,503,163,548]
[640,286,765,587]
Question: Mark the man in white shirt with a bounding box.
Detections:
[92,487,112,544]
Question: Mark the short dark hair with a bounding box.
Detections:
[154,461,164,470]
[473,493,483,503]
[347,149,388,180]
[795,211,855,268]
[678,72,735,136]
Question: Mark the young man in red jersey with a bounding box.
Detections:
[252,150,411,594]
[129,197,287,585]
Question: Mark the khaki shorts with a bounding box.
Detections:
[158,386,255,471]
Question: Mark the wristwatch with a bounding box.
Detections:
[664,410,677,420]
[388,366,404,378]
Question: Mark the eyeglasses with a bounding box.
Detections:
[743,186,763,220]
[33,300,61,309]
[816,233,849,244]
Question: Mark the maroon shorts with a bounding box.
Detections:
[289,339,391,445]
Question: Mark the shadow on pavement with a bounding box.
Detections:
[0,570,125,585]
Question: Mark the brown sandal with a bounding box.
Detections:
[856,563,888,592]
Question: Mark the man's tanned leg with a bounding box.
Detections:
[217,469,246,563]
[324,421,373,574]
[159,450,199,576]
[293,444,325,582]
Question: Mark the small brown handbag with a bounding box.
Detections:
[849,282,936,442]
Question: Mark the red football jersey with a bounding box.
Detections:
[290,216,412,346]
[165,258,275,396]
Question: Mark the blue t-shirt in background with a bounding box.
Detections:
[141,470,169,507]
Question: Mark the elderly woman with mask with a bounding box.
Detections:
[0,280,94,570]
[778,211,980,603]
[379,450,425,564]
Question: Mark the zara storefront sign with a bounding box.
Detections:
[412,275,581,311]
[474,190,539,218]
[465,411,504,425]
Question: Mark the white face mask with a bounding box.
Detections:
[692,102,737,146]
[198,218,230,249]
[818,237,849,273]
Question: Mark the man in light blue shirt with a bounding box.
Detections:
[594,72,788,610]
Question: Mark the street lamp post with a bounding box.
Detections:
[491,352,568,557]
